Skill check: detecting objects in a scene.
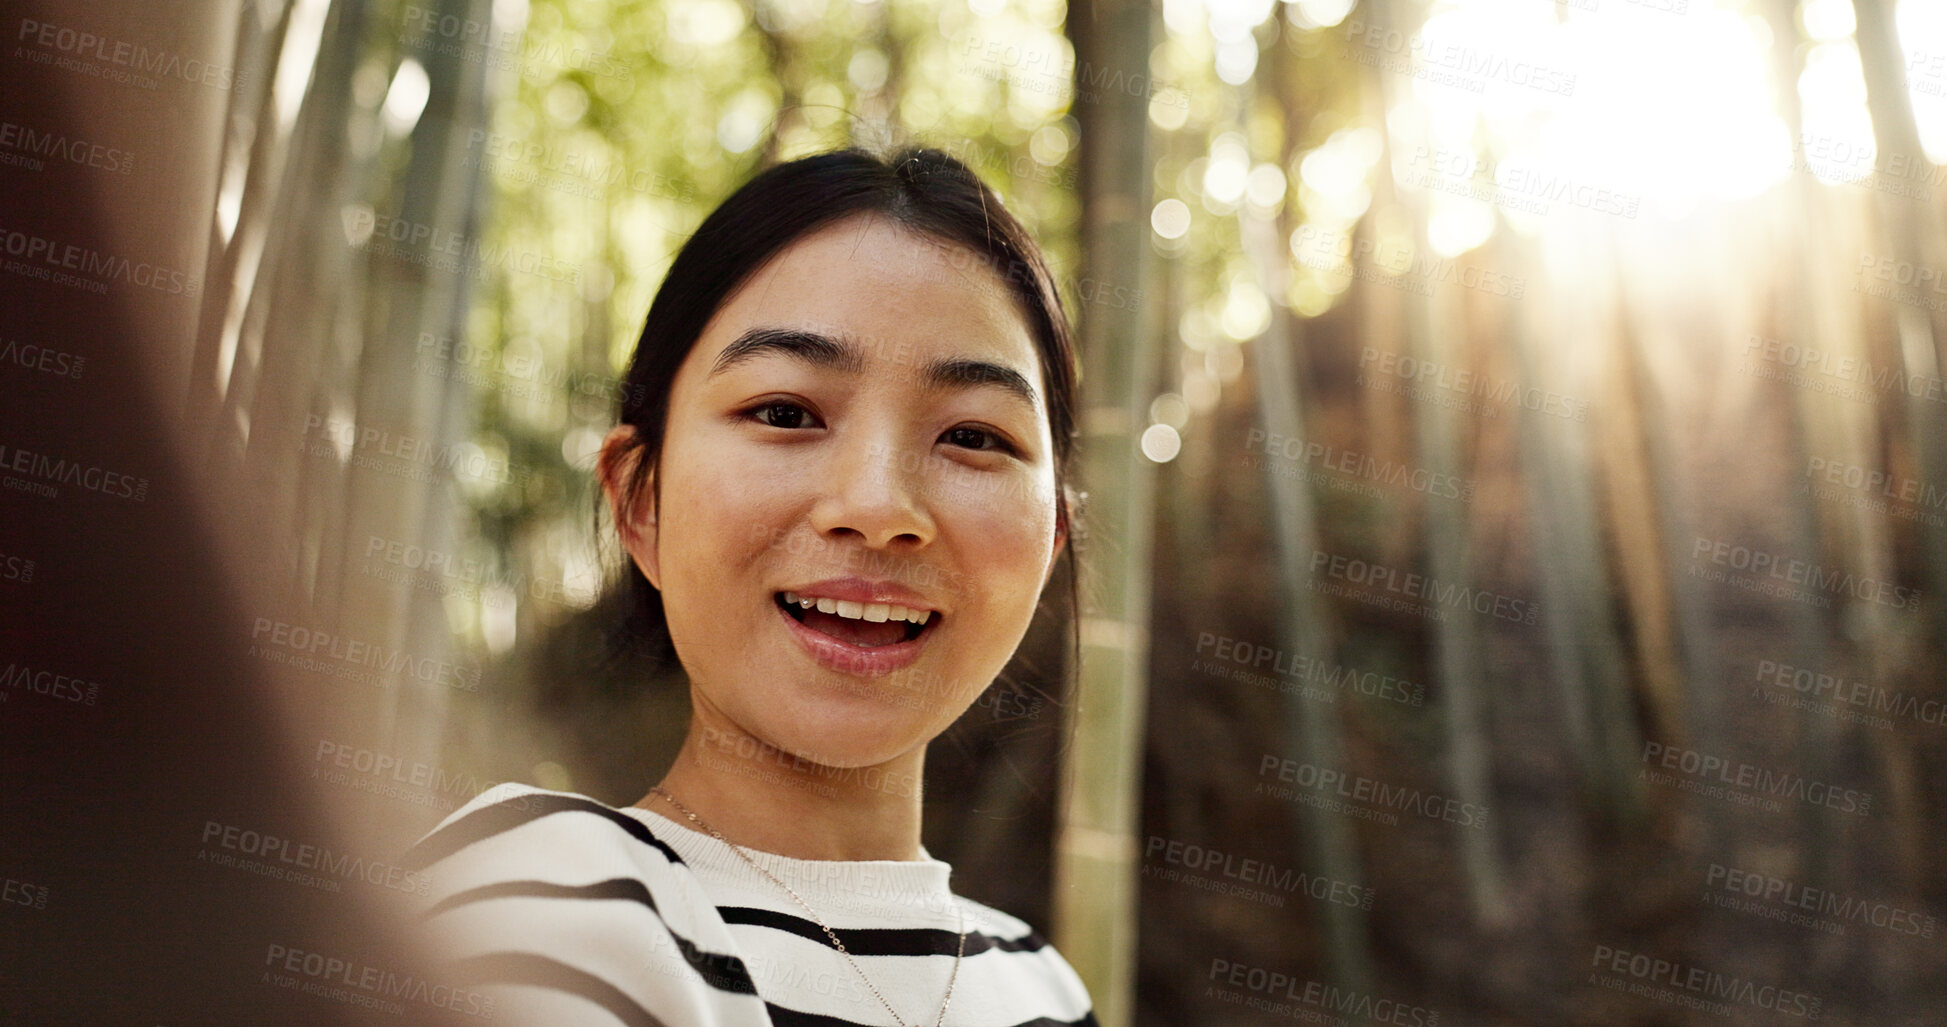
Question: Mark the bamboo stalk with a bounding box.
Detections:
[1816,0,1941,886]
[1405,254,1509,926]
[1358,0,1508,927]
[1505,234,1641,814]
[1050,0,1160,1023]
[1238,202,1376,992]
[1216,29,1378,987]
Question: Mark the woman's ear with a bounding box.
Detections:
[1059,483,1085,551]
[598,424,661,590]
[1043,482,1079,591]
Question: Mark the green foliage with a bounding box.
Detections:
[448,0,1095,654]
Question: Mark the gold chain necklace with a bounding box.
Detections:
[647,787,967,1027]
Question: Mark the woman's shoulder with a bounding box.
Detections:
[401,782,772,1025]
[404,782,726,937]
[402,784,673,900]
[401,779,697,927]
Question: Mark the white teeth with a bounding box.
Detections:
[781,591,934,625]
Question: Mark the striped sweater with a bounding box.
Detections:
[402,783,1099,1027]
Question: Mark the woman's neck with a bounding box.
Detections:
[638,713,928,862]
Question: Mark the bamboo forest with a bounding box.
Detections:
[2,0,1944,1023]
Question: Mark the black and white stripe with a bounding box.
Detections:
[404,783,1098,1027]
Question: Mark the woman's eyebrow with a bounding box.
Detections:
[710,327,863,377]
[708,326,1038,410]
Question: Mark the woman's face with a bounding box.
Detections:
[610,213,1066,770]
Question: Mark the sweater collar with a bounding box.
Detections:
[623,805,962,924]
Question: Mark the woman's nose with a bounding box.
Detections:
[807,429,936,548]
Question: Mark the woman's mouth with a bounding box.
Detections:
[775,591,933,647]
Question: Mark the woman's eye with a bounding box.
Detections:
[943,426,1008,452]
[751,401,817,429]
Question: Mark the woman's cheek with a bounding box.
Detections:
[932,470,1059,614]
[680,443,785,557]
[935,469,1056,545]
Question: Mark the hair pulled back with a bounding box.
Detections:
[601,146,1081,668]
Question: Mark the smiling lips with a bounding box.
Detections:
[776,590,934,648]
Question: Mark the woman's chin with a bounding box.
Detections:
[749,703,939,775]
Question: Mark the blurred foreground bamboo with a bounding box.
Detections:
[1051,0,1159,1024]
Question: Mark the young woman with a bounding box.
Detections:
[404,147,1098,1027]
